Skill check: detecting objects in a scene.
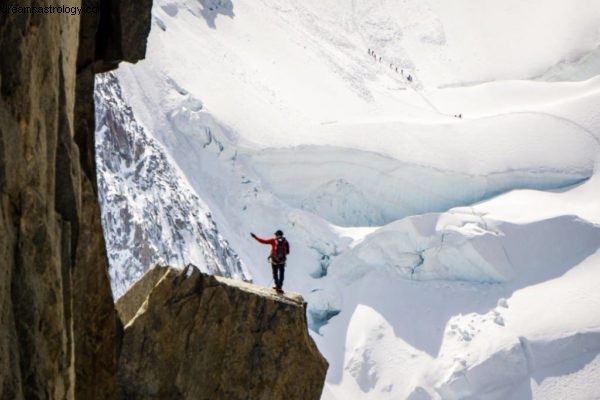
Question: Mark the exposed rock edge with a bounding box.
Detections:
[116,265,328,400]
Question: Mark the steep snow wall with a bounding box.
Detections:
[247,143,592,227]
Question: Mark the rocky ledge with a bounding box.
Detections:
[116,265,328,400]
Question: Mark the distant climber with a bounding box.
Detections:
[251,230,290,293]
[407,74,413,82]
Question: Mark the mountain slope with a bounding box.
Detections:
[96,0,600,398]
[95,72,250,297]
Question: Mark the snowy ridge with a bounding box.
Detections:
[330,210,600,284]
[95,72,250,297]
[315,174,600,399]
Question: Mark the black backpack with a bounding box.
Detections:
[271,238,288,264]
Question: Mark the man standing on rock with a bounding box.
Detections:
[251,230,290,293]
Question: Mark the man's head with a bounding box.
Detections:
[275,230,284,238]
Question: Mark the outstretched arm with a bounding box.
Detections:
[251,233,272,244]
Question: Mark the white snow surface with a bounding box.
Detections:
[97,0,600,398]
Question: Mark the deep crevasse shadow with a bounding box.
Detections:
[198,0,235,29]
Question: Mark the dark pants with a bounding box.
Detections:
[272,263,285,289]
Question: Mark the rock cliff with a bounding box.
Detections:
[0,0,151,398]
[116,265,328,400]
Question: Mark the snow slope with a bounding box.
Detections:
[314,172,600,399]
[115,0,600,227]
[96,0,600,398]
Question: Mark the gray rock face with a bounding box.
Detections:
[116,265,328,400]
[0,0,152,398]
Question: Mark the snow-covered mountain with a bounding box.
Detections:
[95,72,250,297]
[96,0,600,398]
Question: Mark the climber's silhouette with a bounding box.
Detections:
[251,230,290,293]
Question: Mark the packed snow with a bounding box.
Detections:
[95,0,600,398]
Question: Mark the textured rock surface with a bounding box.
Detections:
[115,265,169,326]
[73,2,151,398]
[0,5,82,398]
[0,1,151,399]
[117,265,328,400]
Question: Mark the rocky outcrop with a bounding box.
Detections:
[116,265,328,400]
[0,0,151,399]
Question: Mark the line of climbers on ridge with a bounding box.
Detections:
[368,48,413,82]
[368,48,465,119]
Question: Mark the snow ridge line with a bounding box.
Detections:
[476,110,600,146]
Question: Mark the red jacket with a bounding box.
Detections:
[253,235,290,258]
